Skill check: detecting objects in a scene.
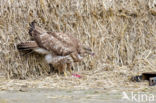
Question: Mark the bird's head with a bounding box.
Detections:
[78,46,95,57]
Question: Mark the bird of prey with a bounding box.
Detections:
[17,21,94,75]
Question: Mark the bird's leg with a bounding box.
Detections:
[57,65,61,75]
[67,63,72,74]
[49,64,55,74]
[57,64,67,77]
[64,71,67,77]
[70,52,82,62]
[63,64,68,77]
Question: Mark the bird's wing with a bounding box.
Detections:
[31,29,76,56]
[48,32,80,48]
[29,21,79,56]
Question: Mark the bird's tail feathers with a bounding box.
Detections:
[30,20,36,29]
[17,41,38,51]
[29,20,37,36]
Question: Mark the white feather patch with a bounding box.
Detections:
[78,54,83,60]
[45,54,53,63]
[34,48,49,54]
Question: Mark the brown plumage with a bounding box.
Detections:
[17,41,38,50]
[17,20,94,75]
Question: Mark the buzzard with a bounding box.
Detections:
[17,21,94,75]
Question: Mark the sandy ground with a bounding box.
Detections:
[0,75,156,103]
[0,88,156,103]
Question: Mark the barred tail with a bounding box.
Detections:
[17,41,38,51]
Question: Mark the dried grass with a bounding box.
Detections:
[0,0,156,90]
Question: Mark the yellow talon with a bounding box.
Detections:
[69,68,72,74]
[64,71,67,77]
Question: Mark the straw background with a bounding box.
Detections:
[0,0,156,88]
